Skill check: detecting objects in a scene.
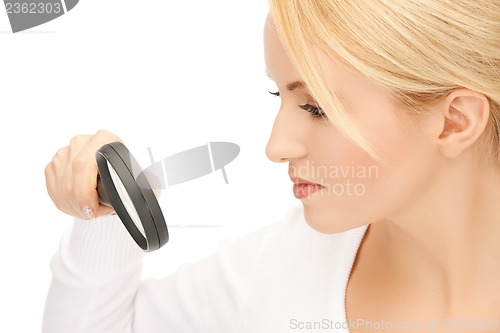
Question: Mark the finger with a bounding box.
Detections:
[44,161,58,208]
[72,130,122,218]
[51,146,80,216]
[46,158,77,217]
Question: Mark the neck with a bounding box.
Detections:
[372,157,500,311]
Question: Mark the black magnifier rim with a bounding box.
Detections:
[96,142,169,252]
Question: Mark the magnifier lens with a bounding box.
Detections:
[107,161,146,238]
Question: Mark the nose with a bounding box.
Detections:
[265,105,308,163]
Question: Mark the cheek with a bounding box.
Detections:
[301,132,384,233]
[303,115,438,233]
[360,112,442,217]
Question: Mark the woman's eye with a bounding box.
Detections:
[299,104,326,119]
[268,91,326,121]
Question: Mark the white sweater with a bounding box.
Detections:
[43,206,368,333]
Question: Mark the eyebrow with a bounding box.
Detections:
[266,71,307,92]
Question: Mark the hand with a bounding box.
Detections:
[45,130,121,220]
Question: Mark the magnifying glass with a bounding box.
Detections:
[95,142,169,252]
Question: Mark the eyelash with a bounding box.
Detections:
[268,91,326,120]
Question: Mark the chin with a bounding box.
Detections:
[302,204,364,234]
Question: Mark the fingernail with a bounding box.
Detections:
[81,205,96,221]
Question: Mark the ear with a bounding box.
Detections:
[437,89,490,158]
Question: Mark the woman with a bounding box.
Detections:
[43,1,500,332]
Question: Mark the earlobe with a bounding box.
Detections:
[437,89,490,159]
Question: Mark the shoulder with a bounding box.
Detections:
[224,205,369,330]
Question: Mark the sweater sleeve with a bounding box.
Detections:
[42,214,145,332]
[42,213,268,333]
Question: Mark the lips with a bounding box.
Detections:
[290,177,324,199]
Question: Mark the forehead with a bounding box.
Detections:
[263,14,394,111]
[263,15,299,82]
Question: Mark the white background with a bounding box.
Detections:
[0,1,299,331]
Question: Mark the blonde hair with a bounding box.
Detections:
[269,0,500,165]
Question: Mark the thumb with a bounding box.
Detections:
[96,204,115,217]
[80,199,116,220]
[80,204,97,220]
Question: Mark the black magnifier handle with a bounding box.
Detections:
[96,175,112,207]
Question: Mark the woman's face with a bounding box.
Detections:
[264,16,444,233]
